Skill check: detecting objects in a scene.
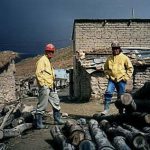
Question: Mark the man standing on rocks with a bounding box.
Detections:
[35,43,64,129]
[102,41,134,115]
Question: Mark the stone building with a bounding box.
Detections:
[72,19,150,101]
[0,51,17,103]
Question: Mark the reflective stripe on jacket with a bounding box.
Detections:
[35,55,55,88]
[104,53,133,82]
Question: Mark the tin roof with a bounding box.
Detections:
[78,47,150,74]
[122,47,150,64]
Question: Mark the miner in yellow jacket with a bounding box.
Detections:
[102,41,134,115]
[35,43,64,128]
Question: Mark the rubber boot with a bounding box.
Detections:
[53,108,65,125]
[35,113,45,129]
[101,101,110,115]
[101,92,112,115]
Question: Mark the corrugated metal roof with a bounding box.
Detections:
[122,47,150,63]
[79,47,150,72]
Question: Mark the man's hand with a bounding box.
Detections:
[106,75,110,80]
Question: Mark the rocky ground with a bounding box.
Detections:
[3,86,118,150]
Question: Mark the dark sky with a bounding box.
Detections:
[0,0,150,55]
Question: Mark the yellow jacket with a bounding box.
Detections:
[104,53,133,82]
[35,55,55,88]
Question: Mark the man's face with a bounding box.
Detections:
[112,47,120,56]
[45,51,54,59]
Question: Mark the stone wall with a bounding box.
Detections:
[90,72,107,101]
[73,19,150,101]
[0,61,16,103]
[73,61,91,100]
[134,66,150,89]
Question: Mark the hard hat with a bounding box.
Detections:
[111,41,120,48]
[45,43,55,52]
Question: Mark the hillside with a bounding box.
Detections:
[15,45,73,79]
[51,45,73,69]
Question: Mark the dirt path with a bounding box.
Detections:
[3,87,118,150]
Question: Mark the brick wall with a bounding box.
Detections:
[73,19,150,101]
[74,19,150,53]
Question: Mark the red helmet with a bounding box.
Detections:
[45,43,55,52]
